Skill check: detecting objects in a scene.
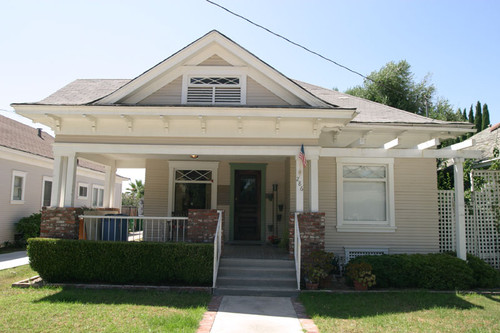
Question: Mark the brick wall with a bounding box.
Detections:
[289,212,325,262]
[41,207,120,239]
[187,209,224,243]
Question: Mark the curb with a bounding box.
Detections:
[197,295,223,333]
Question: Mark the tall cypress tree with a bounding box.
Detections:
[474,101,483,132]
[468,105,474,124]
[482,104,490,130]
[462,108,468,121]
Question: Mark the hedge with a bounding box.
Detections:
[347,252,500,290]
[28,238,214,286]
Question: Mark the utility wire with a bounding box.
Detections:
[205,0,373,83]
[205,0,428,107]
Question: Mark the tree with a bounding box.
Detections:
[474,101,483,132]
[126,179,144,199]
[468,105,474,124]
[345,60,435,116]
[482,103,490,130]
[462,108,467,121]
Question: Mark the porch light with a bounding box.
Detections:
[190,154,199,159]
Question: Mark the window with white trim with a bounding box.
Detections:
[168,161,219,217]
[186,76,242,104]
[11,171,27,204]
[41,176,52,207]
[337,158,396,232]
[92,185,104,208]
[78,183,89,199]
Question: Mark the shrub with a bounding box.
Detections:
[345,262,376,287]
[16,213,41,243]
[349,253,475,290]
[466,254,500,288]
[28,238,214,286]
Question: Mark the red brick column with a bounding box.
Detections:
[41,207,84,239]
[289,212,325,261]
[187,209,224,243]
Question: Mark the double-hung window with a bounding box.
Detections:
[11,170,26,204]
[337,158,395,232]
[78,183,89,199]
[41,176,52,207]
[92,185,104,208]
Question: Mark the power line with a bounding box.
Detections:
[205,0,373,83]
[205,0,427,108]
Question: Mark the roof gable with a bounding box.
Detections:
[95,30,331,107]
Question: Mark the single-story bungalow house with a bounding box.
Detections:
[12,31,480,284]
[0,115,125,244]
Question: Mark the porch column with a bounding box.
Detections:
[453,157,467,260]
[309,156,319,212]
[103,161,117,208]
[63,153,77,207]
[51,154,66,207]
[295,156,304,212]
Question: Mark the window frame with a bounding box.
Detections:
[11,170,27,204]
[41,176,53,207]
[78,182,89,199]
[336,158,396,232]
[91,184,105,208]
[167,161,219,216]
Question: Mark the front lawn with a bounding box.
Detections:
[300,291,500,332]
[0,265,210,332]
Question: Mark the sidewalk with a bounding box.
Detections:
[200,295,318,333]
[0,251,29,270]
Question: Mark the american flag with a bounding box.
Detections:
[298,144,306,168]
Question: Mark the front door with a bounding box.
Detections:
[234,170,261,241]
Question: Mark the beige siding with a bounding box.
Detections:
[143,159,169,216]
[199,55,232,66]
[319,157,439,257]
[265,160,286,240]
[138,76,182,105]
[246,77,290,106]
[0,157,121,244]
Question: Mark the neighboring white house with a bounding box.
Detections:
[0,115,125,244]
[12,30,480,259]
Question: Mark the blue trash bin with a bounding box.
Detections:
[102,214,128,241]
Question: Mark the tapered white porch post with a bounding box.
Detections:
[453,157,467,260]
[63,153,77,207]
[309,157,319,212]
[51,154,66,207]
[103,162,117,208]
[295,156,304,212]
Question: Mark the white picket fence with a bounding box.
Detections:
[438,170,500,269]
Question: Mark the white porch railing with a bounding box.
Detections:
[79,216,188,242]
[213,210,223,288]
[294,212,301,290]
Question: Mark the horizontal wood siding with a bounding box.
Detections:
[143,159,169,216]
[246,77,290,106]
[138,76,182,105]
[198,55,233,66]
[321,157,440,257]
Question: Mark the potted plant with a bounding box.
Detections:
[267,235,280,246]
[304,264,327,290]
[345,262,376,290]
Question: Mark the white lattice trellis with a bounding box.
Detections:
[438,170,500,269]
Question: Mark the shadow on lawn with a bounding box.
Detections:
[33,286,211,308]
[300,291,483,319]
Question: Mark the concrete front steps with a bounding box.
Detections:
[214,258,299,297]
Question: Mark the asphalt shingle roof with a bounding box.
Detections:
[464,123,500,161]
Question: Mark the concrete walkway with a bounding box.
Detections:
[209,296,304,333]
[0,251,29,270]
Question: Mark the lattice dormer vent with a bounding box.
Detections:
[186,77,241,104]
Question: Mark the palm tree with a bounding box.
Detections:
[126,179,144,199]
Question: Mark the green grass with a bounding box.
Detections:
[300,291,500,333]
[0,265,210,332]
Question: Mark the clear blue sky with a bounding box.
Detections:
[1,0,499,126]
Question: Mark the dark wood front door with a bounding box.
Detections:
[234,170,261,241]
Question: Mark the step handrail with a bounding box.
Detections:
[213,210,223,288]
